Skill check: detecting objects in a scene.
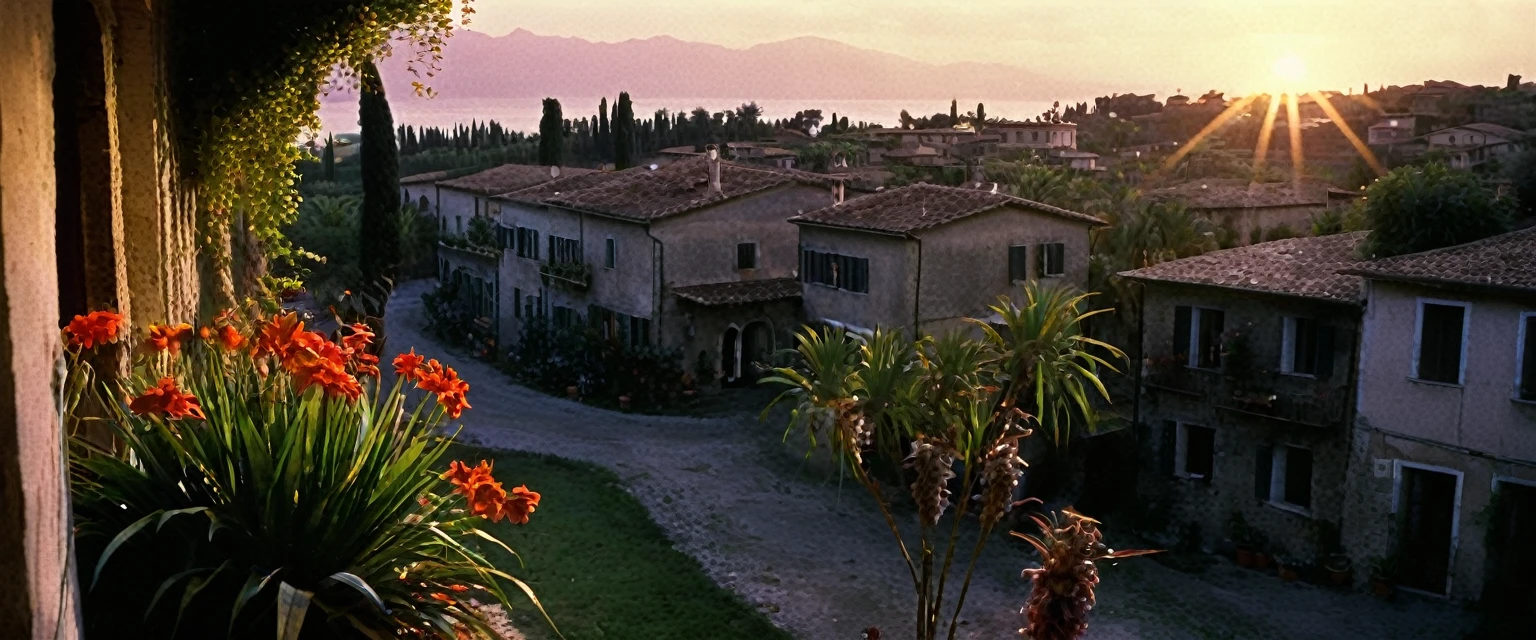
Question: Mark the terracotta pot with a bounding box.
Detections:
[1372,579,1394,600]
[1253,552,1272,570]
[618,395,632,410]
[566,385,579,399]
[1279,565,1300,582]
[682,389,697,398]
[1329,568,1351,586]
[1235,548,1255,568]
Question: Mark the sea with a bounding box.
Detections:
[315,95,1066,138]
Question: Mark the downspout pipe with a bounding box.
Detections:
[912,234,923,340]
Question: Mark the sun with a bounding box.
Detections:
[1270,53,1308,91]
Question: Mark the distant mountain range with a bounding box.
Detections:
[362,29,1097,102]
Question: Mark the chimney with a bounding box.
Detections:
[1510,74,1523,91]
[704,144,722,193]
[831,181,846,205]
[969,162,985,185]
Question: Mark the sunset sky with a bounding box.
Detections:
[467,0,1534,96]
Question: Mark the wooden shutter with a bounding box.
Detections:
[1314,323,1336,381]
[1049,243,1065,275]
[1009,245,1027,281]
[1254,445,1274,501]
[1419,304,1464,383]
[1159,420,1177,476]
[1173,306,1192,360]
[1521,316,1536,400]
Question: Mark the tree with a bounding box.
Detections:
[950,99,958,123]
[322,133,336,181]
[1507,146,1536,219]
[614,92,635,169]
[1360,163,1515,258]
[356,59,401,318]
[975,103,986,127]
[764,284,1124,640]
[597,97,611,163]
[538,97,563,166]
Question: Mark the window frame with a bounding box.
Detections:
[604,237,617,270]
[1280,316,1319,377]
[736,242,758,270]
[1412,298,1471,386]
[1175,422,1216,481]
[1185,307,1225,370]
[1264,445,1314,515]
[1516,311,1536,402]
[1040,242,1066,278]
[1008,245,1029,282]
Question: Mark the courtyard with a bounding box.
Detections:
[387,280,1478,640]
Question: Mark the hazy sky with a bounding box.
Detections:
[465,0,1534,96]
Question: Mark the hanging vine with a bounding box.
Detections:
[166,0,475,300]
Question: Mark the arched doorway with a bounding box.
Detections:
[721,326,740,384]
[741,320,773,381]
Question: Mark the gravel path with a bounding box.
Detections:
[384,279,1477,640]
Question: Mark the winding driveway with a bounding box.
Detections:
[384,280,1474,640]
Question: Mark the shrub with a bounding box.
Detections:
[503,315,687,410]
[1360,162,1515,258]
[64,310,547,639]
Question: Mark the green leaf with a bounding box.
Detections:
[327,571,389,614]
[157,506,210,533]
[92,510,162,589]
[230,566,281,634]
[145,567,209,620]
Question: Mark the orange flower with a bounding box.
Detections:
[284,331,363,399]
[216,324,245,351]
[418,361,471,418]
[466,475,508,521]
[503,485,541,525]
[448,584,469,592]
[429,592,453,603]
[128,377,205,420]
[393,349,426,381]
[64,310,124,349]
[341,323,374,352]
[199,326,213,340]
[439,460,481,490]
[253,312,305,361]
[144,323,194,354]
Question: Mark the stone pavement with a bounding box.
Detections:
[385,279,1479,640]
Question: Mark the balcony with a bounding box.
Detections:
[1213,385,1349,428]
[1142,353,1349,428]
[439,235,499,260]
[539,261,592,292]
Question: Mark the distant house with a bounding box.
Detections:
[1421,123,1526,170]
[1337,228,1536,601]
[1367,115,1418,146]
[788,183,1103,338]
[519,152,849,384]
[727,142,798,169]
[650,145,702,167]
[1147,179,1333,242]
[1046,149,1103,171]
[433,164,593,236]
[866,127,981,166]
[1119,233,1370,566]
[984,120,1078,151]
[399,170,453,215]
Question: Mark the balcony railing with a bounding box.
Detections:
[1142,355,1348,428]
[539,261,592,292]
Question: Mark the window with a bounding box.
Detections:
[800,248,869,293]
[548,235,581,265]
[1518,312,1536,401]
[1008,245,1028,282]
[513,288,522,319]
[1256,445,1313,510]
[628,316,652,347]
[455,216,463,234]
[1281,317,1336,378]
[552,305,576,328]
[605,238,617,269]
[1039,242,1065,277]
[1176,423,1215,480]
[1414,301,1467,384]
[1031,131,1040,142]
[1174,306,1225,369]
[737,242,758,270]
[514,227,540,259]
[439,215,447,232]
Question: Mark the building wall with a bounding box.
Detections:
[1342,281,1536,599]
[798,225,917,334]
[1201,204,1325,243]
[402,182,436,215]
[913,206,1094,335]
[650,184,834,289]
[436,187,481,236]
[664,296,802,384]
[1136,282,1360,563]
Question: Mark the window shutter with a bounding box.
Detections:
[1315,324,1336,381]
[1050,243,1065,275]
[1173,306,1192,359]
[1521,317,1536,400]
[1009,245,1027,281]
[1254,445,1274,501]
[513,288,521,319]
[1159,420,1177,476]
[1038,243,1048,275]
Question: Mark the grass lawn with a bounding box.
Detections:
[465,449,792,640]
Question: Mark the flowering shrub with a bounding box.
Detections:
[502,315,687,410]
[64,310,547,640]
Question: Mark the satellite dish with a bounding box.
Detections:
[649,164,659,171]
[549,165,561,178]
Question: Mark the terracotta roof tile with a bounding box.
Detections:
[543,157,840,222]
[438,164,596,196]
[1148,179,1330,209]
[493,169,637,206]
[1119,232,1370,303]
[789,183,1103,234]
[672,278,802,306]
[399,170,454,185]
[1340,227,1536,294]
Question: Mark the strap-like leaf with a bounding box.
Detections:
[144,567,209,620]
[229,566,281,635]
[156,506,210,533]
[92,510,162,589]
[276,581,313,640]
[327,571,390,614]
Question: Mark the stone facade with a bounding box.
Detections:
[1341,280,1536,600]
[1135,281,1361,565]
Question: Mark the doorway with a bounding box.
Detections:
[740,321,773,381]
[1482,480,1536,628]
[721,326,740,384]
[1395,464,1461,595]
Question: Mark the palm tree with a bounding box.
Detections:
[763,282,1124,640]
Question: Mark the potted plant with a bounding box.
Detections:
[1369,555,1397,599]
[1230,512,1256,568]
[1277,557,1301,582]
[618,394,632,411]
[1251,532,1272,570]
[1325,554,1352,586]
[566,384,580,399]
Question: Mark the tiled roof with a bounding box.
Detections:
[1339,227,1536,294]
[494,169,635,207]
[672,277,802,306]
[1119,232,1370,303]
[543,157,840,222]
[1437,123,1527,139]
[438,164,596,196]
[1147,179,1330,209]
[789,183,1104,234]
[400,170,453,185]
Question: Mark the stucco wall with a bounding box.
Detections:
[436,188,480,236]
[402,183,435,215]
[1135,282,1361,563]
[798,225,917,334]
[650,184,833,288]
[913,205,1093,334]
[1341,280,1536,599]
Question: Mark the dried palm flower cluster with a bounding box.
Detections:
[1014,510,1158,640]
[977,431,1029,528]
[904,436,958,525]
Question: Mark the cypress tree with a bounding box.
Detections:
[976,103,987,127]
[539,97,563,166]
[322,133,336,181]
[357,59,402,318]
[950,99,958,123]
[614,92,635,169]
[597,97,611,163]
